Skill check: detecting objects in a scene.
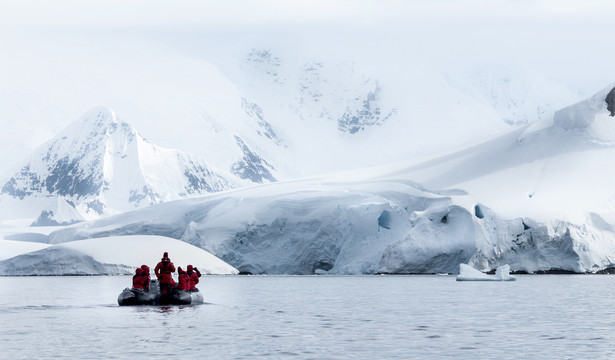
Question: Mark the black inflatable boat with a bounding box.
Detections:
[118,280,204,306]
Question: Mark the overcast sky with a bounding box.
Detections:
[2,0,615,95]
[3,0,615,94]
[2,1,614,28]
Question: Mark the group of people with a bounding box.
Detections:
[132,252,202,295]
[131,265,151,291]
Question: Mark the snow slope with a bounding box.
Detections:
[0,235,238,276]
[0,240,50,262]
[46,84,615,275]
[378,83,615,222]
[228,49,580,175]
[444,64,578,126]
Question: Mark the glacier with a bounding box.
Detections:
[39,84,615,275]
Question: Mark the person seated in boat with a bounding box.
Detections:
[177,267,191,291]
[154,252,176,295]
[187,265,201,291]
[132,267,145,290]
[140,264,151,291]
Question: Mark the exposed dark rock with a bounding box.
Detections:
[231,136,276,183]
[534,268,578,274]
[594,267,615,274]
[338,85,396,134]
[606,87,615,116]
[241,97,281,145]
[45,156,102,197]
[244,49,285,84]
[510,270,530,275]
[85,199,105,215]
[183,162,231,194]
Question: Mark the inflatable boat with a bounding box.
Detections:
[159,288,204,305]
[118,279,204,306]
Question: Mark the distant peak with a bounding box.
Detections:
[61,106,139,143]
[80,106,118,127]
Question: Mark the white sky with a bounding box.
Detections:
[1,0,614,27]
[2,0,612,93]
[1,0,613,25]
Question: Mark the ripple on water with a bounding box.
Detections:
[1,275,615,360]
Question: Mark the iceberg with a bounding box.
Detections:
[456,264,516,281]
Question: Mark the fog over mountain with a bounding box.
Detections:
[2,1,615,274]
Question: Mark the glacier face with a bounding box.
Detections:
[45,178,614,275]
[48,179,472,274]
[45,177,615,275]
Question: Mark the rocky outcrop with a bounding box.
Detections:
[605,87,615,116]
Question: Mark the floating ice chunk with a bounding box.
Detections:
[456,263,516,281]
[495,264,514,280]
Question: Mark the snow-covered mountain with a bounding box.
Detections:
[1,107,234,219]
[227,48,581,175]
[242,49,396,135]
[41,83,615,275]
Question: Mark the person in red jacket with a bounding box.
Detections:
[132,268,145,289]
[177,267,190,291]
[154,252,176,295]
[140,265,151,291]
[186,264,201,291]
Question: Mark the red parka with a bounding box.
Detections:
[187,265,201,291]
[155,257,176,286]
[140,265,151,291]
[177,267,190,291]
[132,268,145,289]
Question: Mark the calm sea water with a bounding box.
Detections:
[1,275,614,359]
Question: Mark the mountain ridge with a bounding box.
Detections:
[1,107,234,219]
